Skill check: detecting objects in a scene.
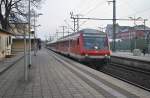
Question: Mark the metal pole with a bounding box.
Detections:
[63,26,65,37]
[144,20,146,37]
[77,15,79,32]
[129,31,131,51]
[113,0,116,51]
[68,28,70,53]
[134,18,136,49]
[60,26,67,37]
[34,12,36,56]
[73,18,76,33]
[144,19,148,54]
[24,25,28,81]
[143,19,146,40]
[135,32,137,49]
[28,0,31,67]
[144,20,146,50]
[56,30,58,40]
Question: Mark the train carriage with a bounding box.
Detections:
[47,28,111,63]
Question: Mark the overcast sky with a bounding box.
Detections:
[36,0,150,40]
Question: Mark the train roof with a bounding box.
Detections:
[79,28,104,34]
[56,28,106,42]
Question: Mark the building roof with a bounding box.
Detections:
[133,25,150,30]
[0,29,14,35]
[13,37,41,40]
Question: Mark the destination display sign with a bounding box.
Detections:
[83,33,106,37]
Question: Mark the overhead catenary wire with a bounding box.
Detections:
[120,0,137,13]
[76,0,93,10]
[69,0,150,34]
[117,0,150,20]
[80,0,107,27]
[72,0,95,14]
[78,0,100,14]
[82,0,106,16]
[62,0,98,33]
[64,20,74,32]
[69,0,111,31]
[81,0,150,27]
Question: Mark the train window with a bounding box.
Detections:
[77,38,79,45]
[83,36,108,50]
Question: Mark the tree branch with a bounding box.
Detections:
[11,0,22,6]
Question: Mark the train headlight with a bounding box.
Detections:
[85,54,88,57]
[94,46,98,50]
[105,54,110,59]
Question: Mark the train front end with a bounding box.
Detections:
[80,29,111,63]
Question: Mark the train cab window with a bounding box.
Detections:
[83,34,108,50]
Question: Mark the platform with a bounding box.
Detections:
[0,52,24,75]
[0,49,149,98]
[111,51,150,70]
[112,51,150,62]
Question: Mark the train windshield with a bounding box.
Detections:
[83,34,108,50]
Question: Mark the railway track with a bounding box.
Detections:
[109,63,150,75]
[47,49,150,92]
[100,63,150,92]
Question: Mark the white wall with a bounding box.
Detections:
[0,34,12,58]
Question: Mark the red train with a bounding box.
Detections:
[47,29,111,63]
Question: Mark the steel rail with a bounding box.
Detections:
[100,67,150,92]
[110,63,150,75]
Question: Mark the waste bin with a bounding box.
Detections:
[133,49,141,56]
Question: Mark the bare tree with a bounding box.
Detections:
[0,0,43,31]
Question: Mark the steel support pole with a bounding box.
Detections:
[63,26,65,37]
[134,19,137,49]
[56,30,58,40]
[68,28,70,54]
[24,26,28,81]
[144,20,146,50]
[34,12,36,56]
[77,15,79,32]
[73,18,76,33]
[28,0,32,67]
[144,19,149,54]
[129,31,132,52]
[113,0,116,51]
[60,26,67,37]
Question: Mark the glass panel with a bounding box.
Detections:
[83,35,108,50]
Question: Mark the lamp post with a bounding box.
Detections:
[25,0,31,81]
[143,19,149,54]
[24,27,27,81]
[22,23,28,82]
